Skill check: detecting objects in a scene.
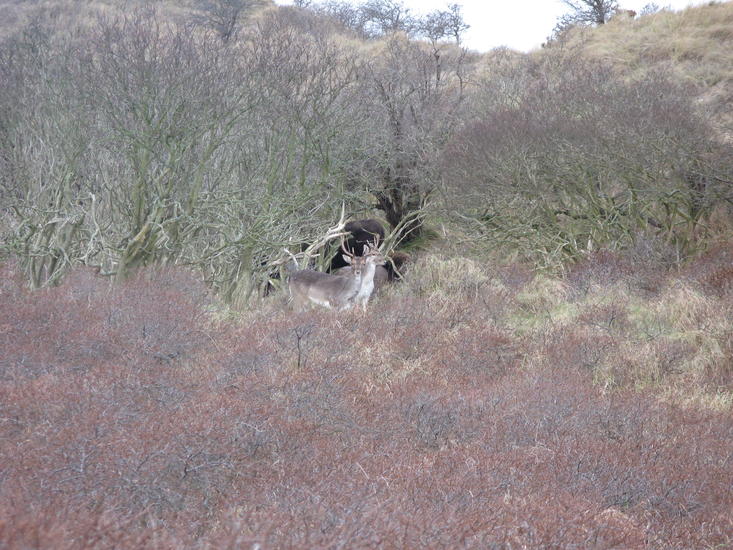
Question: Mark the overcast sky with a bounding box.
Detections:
[273,0,710,52]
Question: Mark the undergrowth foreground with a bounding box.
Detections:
[1,249,732,549]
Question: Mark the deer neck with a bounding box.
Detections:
[358,262,377,291]
[348,270,364,290]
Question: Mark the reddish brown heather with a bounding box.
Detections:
[0,258,731,549]
[680,243,733,297]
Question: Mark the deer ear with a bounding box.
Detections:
[342,254,352,264]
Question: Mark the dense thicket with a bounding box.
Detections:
[0,6,470,300]
[443,53,732,269]
[0,9,360,302]
[0,2,731,298]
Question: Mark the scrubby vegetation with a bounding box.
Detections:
[1,247,732,548]
[2,0,731,292]
[1,0,732,548]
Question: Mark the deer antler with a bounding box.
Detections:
[340,236,354,258]
[271,203,349,271]
[372,233,381,252]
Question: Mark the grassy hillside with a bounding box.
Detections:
[559,2,733,78]
[0,0,191,37]
[548,1,733,135]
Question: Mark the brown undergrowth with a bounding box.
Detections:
[1,249,732,549]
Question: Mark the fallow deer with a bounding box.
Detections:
[287,241,384,311]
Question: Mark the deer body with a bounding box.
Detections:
[287,246,383,311]
[333,264,388,303]
[288,268,363,311]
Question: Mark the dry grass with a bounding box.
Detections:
[555,2,733,82]
[0,0,278,42]
[542,1,733,137]
[0,1,172,40]
[379,244,733,409]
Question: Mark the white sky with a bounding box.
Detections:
[273,0,711,52]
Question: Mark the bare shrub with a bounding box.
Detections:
[682,243,733,297]
[0,8,368,302]
[194,0,266,42]
[345,34,469,240]
[445,55,732,270]
[443,325,521,379]
[404,394,459,449]
[567,250,635,298]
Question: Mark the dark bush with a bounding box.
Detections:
[444,56,732,270]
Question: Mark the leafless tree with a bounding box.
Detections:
[561,0,619,25]
[549,0,618,43]
[359,0,416,37]
[312,0,367,36]
[196,0,265,42]
[304,0,468,45]
[418,4,469,46]
[344,36,468,240]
